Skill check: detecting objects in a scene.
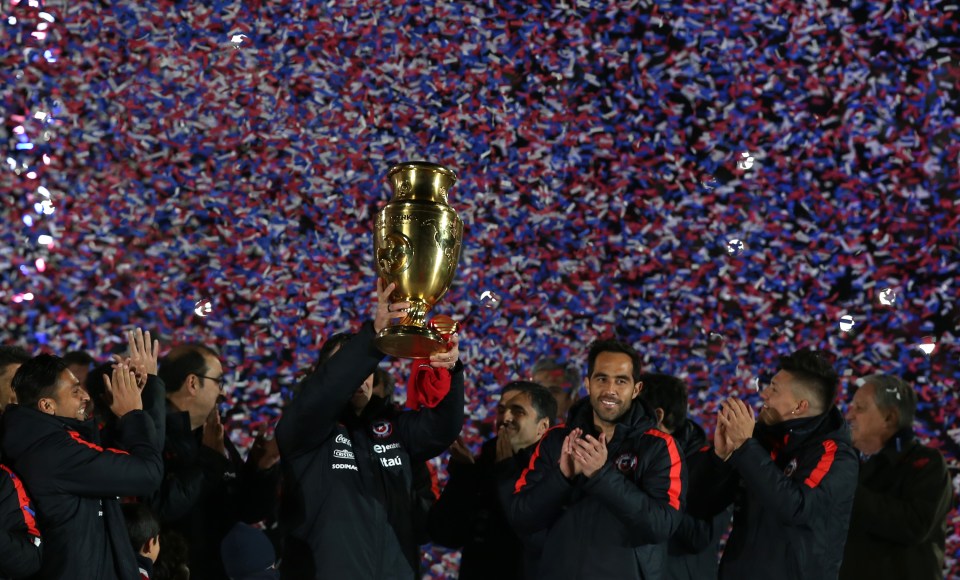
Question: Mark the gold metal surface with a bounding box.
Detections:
[373,161,463,358]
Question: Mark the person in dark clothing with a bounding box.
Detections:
[508,339,686,580]
[0,346,30,413]
[276,281,465,579]
[840,374,954,580]
[0,464,42,579]
[1,355,163,579]
[704,348,858,580]
[156,343,281,580]
[429,380,557,580]
[639,373,730,580]
[121,502,161,580]
[530,357,580,423]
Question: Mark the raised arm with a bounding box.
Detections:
[55,365,163,497]
[277,281,406,456]
[396,335,465,462]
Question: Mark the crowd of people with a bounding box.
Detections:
[0,281,955,579]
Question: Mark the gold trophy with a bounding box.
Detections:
[374,162,463,358]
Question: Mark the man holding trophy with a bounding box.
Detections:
[276,163,466,579]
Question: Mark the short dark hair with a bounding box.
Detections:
[62,350,95,367]
[587,339,642,383]
[373,367,396,398]
[778,348,839,411]
[12,354,69,409]
[314,333,354,370]
[159,344,219,394]
[638,373,688,432]
[121,502,160,552]
[501,380,558,424]
[530,357,580,391]
[862,374,916,431]
[0,346,31,371]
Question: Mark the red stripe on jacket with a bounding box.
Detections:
[514,425,565,494]
[68,430,130,455]
[644,429,683,510]
[1,465,40,537]
[803,440,838,488]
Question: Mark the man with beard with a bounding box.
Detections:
[508,339,685,580]
[705,348,858,580]
[428,381,556,580]
[639,373,731,580]
[277,281,465,579]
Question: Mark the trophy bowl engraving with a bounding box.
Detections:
[373,162,463,358]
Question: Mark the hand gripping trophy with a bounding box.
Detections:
[373,162,463,358]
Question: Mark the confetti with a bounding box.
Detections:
[1,1,958,577]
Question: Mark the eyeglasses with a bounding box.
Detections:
[196,374,225,389]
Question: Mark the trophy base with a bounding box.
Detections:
[375,326,446,359]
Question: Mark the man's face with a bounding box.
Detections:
[46,369,91,421]
[586,352,641,425]
[758,370,802,425]
[532,369,575,420]
[496,390,549,451]
[845,382,892,455]
[195,355,224,419]
[0,363,21,409]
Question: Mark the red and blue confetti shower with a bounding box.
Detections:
[2,0,959,576]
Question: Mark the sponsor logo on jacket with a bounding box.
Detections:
[373,443,401,453]
[615,452,638,474]
[371,420,394,439]
[380,456,403,468]
[335,434,353,447]
[332,463,359,471]
[333,449,355,460]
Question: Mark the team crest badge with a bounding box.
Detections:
[371,420,393,439]
[784,458,798,477]
[615,453,638,474]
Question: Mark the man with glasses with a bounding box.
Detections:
[158,344,281,579]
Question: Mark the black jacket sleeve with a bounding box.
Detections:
[691,449,741,518]
[396,362,465,463]
[55,410,163,498]
[277,323,384,457]
[141,374,167,445]
[506,428,574,536]
[729,437,859,526]
[0,467,42,579]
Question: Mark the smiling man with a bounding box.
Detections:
[702,348,858,580]
[428,381,556,580]
[0,354,162,579]
[507,339,685,580]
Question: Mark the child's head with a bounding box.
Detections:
[121,502,161,563]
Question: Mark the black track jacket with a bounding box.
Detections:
[701,407,858,580]
[0,405,162,580]
[0,464,42,579]
[508,397,686,580]
[276,322,464,579]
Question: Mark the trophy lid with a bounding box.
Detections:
[387,161,458,203]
